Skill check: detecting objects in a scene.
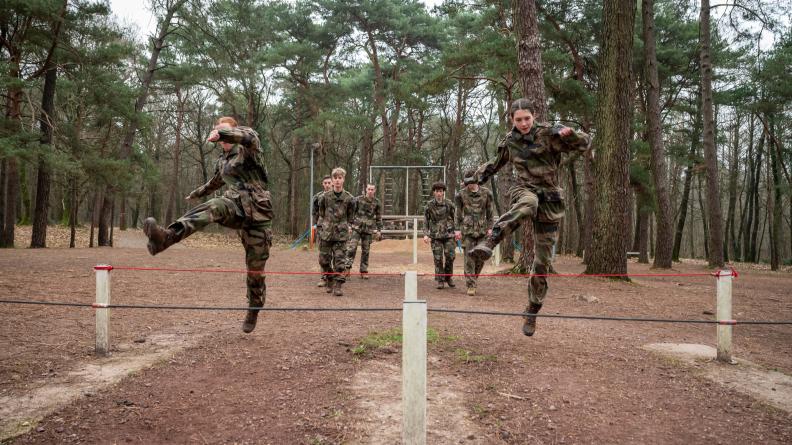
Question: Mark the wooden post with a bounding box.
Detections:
[413,218,418,265]
[94,265,112,356]
[716,269,734,363]
[402,271,426,445]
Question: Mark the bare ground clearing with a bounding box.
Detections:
[1,227,790,444]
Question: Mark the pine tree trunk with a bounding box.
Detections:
[749,132,764,262]
[642,0,673,268]
[725,113,740,261]
[514,0,546,273]
[31,65,58,248]
[570,162,585,257]
[585,0,635,276]
[697,175,709,259]
[699,0,724,267]
[769,115,781,270]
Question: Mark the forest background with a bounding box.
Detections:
[1,0,790,274]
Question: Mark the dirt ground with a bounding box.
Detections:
[1,227,791,444]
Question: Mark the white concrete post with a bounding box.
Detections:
[94,265,112,356]
[402,271,426,445]
[716,269,734,363]
[412,218,418,265]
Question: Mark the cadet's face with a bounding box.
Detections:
[366,186,375,198]
[322,179,332,191]
[433,189,445,200]
[214,123,234,151]
[332,175,344,190]
[466,183,479,192]
[511,110,534,135]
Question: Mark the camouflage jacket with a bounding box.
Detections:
[318,189,356,242]
[473,123,591,195]
[352,195,383,234]
[188,126,273,224]
[454,186,497,237]
[423,198,456,239]
[312,191,325,226]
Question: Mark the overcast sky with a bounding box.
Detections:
[109,0,445,39]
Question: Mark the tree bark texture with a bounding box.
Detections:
[699,0,724,267]
[514,0,546,272]
[585,0,635,276]
[31,65,58,248]
[641,0,673,268]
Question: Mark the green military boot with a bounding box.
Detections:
[333,281,344,297]
[143,218,181,255]
[317,278,326,287]
[242,300,263,333]
[446,277,456,288]
[522,302,542,337]
[466,286,476,296]
[435,280,444,289]
[325,277,334,293]
[468,227,503,262]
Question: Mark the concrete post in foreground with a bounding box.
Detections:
[402,271,426,444]
[94,265,112,356]
[716,269,734,363]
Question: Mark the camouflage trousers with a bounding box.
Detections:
[346,231,373,273]
[462,235,486,288]
[528,221,559,306]
[430,238,455,282]
[319,239,348,283]
[490,186,562,306]
[171,197,271,306]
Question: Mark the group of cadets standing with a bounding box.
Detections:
[422,177,497,295]
[313,168,383,297]
[141,98,592,337]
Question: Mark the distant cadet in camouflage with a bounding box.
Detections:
[318,167,356,296]
[313,175,332,287]
[467,98,592,336]
[423,182,457,289]
[347,183,383,278]
[454,169,498,296]
[143,116,273,334]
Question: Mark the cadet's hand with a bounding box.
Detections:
[558,127,573,137]
[375,231,382,241]
[454,230,462,241]
[423,236,430,245]
[487,229,492,237]
[185,193,196,202]
[586,148,595,161]
[207,129,220,142]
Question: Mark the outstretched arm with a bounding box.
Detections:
[471,136,510,185]
[187,162,223,199]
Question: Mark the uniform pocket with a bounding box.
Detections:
[250,190,274,222]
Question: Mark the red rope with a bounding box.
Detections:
[107,265,731,279]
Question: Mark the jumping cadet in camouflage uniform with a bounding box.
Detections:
[423,182,456,289]
[318,167,356,296]
[467,98,592,336]
[347,183,383,279]
[313,175,332,287]
[454,169,498,296]
[143,116,273,334]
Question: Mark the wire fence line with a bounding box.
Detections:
[103,264,735,280]
[1,299,790,325]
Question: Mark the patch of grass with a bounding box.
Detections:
[472,403,490,417]
[455,348,497,364]
[351,327,441,356]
